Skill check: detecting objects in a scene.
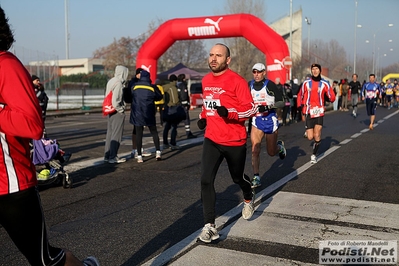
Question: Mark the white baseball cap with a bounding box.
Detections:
[252,63,266,71]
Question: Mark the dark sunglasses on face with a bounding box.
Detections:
[252,70,264,74]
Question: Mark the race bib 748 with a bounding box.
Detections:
[204,99,221,110]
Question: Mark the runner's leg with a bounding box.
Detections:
[201,138,224,225]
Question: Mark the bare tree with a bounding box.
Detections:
[355,55,373,82]
[381,63,399,81]
[292,55,307,82]
[93,18,207,76]
[93,37,136,75]
[223,0,266,80]
[296,38,351,82]
[160,40,207,71]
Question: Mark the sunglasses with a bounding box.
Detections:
[252,70,264,74]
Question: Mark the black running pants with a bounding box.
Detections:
[201,138,252,224]
[0,187,66,265]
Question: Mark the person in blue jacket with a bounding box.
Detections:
[130,70,163,163]
[361,73,381,130]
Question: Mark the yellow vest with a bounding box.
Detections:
[154,85,165,105]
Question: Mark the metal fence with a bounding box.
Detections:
[12,45,60,91]
[47,87,105,111]
[10,46,105,111]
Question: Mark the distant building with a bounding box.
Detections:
[27,57,105,90]
[269,8,302,61]
[29,58,105,76]
[58,58,105,75]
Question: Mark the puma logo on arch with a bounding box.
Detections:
[188,17,223,37]
[204,17,223,31]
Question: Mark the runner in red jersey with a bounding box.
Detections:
[0,7,99,266]
[297,63,335,164]
[197,43,257,243]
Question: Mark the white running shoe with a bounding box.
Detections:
[108,157,126,164]
[132,148,151,158]
[156,150,162,161]
[242,195,255,220]
[310,154,317,164]
[199,223,219,243]
[141,148,151,157]
[137,155,143,163]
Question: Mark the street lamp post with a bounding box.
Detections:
[289,0,293,80]
[371,23,394,74]
[64,0,70,59]
[305,17,311,61]
[377,53,387,79]
[354,0,358,74]
[354,24,362,73]
[372,33,376,74]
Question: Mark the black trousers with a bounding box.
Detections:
[183,105,192,135]
[136,125,160,155]
[0,187,66,265]
[201,138,252,224]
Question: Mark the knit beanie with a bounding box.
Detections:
[310,63,321,73]
[310,63,322,81]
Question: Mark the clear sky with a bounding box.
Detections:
[0,0,397,67]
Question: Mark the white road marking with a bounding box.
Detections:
[65,137,204,172]
[384,110,399,119]
[340,139,352,144]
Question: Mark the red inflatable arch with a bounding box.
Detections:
[136,13,290,83]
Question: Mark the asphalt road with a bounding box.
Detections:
[1,104,398,266]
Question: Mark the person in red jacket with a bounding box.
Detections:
[0,6,99,266]
[197,43,257,243]
[297,63,335,164]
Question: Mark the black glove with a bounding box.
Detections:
[324,94,330,103]
[197,118,207,130]
[258,105,267,113]
[216,106,228,117]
